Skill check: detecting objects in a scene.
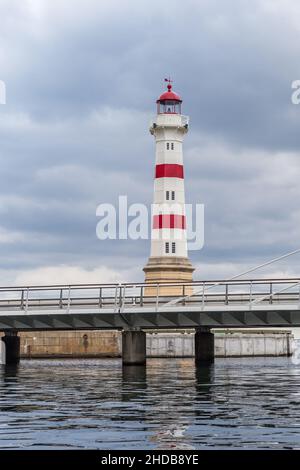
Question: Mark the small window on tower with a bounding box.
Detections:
[166,142,170,150]
[172,242,176,254]
[166,191,169,200]
[171,191,175,200]
[171,143,174,150]
[165,242,170,254]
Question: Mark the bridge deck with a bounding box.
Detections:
[0,278,300,330]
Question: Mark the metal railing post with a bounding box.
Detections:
[59,288,63,309]
[114,285,118,312]
[25,287,29,313]
[225,283,228,305]
[249,281,253,309]
[201,282,205,310]
[121,285,126,312]
[67,286,71,313]
[118,285,123,308]
[155,284,159,312]
[20,290,24,310]
[99,287,102,308]
[270,282,273,304]
[140,286,144,307]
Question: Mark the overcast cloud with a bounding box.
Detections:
[1,0,300,285]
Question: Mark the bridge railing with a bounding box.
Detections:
[0,278,300,313]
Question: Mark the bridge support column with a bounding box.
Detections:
[122,330,146,366]
[195,327,214,365]
[1,331,20,365]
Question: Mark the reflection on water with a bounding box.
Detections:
[0,357,300,449]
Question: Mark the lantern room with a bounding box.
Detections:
[156,80,182,114]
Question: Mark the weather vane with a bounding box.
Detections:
[164,77,173,90]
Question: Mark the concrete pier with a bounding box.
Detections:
[195,327,215,365]
[122,330,146,366]
[1,331,20,365]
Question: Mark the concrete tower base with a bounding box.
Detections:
[122,330,146,366]
[143,256,194,296]
[1,331,20,365]
[195,327,215,365]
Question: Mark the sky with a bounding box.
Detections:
[1,0,300,286]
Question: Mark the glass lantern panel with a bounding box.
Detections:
[158,100,181,114]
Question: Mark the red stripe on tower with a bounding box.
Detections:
[153,214,186,229]
[155,164,184,179]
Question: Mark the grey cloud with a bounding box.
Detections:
[1,0,300,284]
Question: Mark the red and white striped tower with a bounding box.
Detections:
[143,80,194,293]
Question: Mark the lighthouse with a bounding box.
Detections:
[143,79,194,294]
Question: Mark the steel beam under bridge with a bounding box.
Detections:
[0,306,299,331]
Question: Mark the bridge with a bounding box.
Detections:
[0,278,300,330]
[1,277,300,366]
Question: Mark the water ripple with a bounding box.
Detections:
[0,357,300,449]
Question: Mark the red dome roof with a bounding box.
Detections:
[157,84,182,102]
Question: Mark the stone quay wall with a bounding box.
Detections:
[0,330,292,358]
